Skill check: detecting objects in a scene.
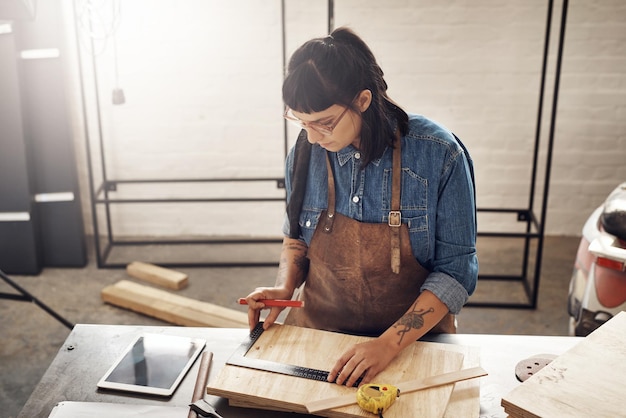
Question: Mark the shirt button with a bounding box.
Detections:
[354,152,361,160]
[352,196,360,203]
[305,220,311,227]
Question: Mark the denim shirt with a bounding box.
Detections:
[282,113,478,314]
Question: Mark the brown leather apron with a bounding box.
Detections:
[285,139,456,336]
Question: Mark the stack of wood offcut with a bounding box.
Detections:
[502,311,626,418]
[101,261,248,327]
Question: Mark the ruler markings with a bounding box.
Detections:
[226,322,361,387]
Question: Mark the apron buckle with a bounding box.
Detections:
[388,211,401,227]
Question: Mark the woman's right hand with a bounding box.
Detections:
[244,236,309,331]
[243,286,294,331]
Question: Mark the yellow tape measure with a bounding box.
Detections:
[356,383,400,417]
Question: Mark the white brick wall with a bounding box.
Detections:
[64,0,626,238]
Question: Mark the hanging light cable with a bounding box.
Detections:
[111,25,125,105]
[74,0,124,104]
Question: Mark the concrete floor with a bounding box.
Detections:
[0,235,580,418]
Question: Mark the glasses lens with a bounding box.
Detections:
[284,109,333,136]
[311,124,332,136]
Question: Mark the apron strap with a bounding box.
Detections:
[389,132,402,274]
[322,152,336,233]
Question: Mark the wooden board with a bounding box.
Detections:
[126,261,188,290]
[207,324,481,418]
[502,311,626,417]
[101,280,248,328]
[224,342,480,418]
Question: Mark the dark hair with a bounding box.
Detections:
[282,27,408,166]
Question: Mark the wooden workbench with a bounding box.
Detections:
[19,324,582,418]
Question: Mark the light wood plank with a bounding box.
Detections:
[305,366,487,413]
[101,280,247,328]
[126,261,188,290]
[207,324,480,418]
[502,311,626,418]
[226,340,482,417]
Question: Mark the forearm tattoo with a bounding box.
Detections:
[277,240,309,282]
[284,240,308,252]
[392,303,434,345]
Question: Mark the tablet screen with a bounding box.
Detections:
[97,333,206,396]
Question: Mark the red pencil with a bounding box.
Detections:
[237,298,305,308]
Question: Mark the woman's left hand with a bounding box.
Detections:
[327,338,399,387]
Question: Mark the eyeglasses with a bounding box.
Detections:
[283,100,354,136]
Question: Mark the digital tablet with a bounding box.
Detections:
[97,333,206,397]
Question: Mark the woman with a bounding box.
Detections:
[244,27,478,387]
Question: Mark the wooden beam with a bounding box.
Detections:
[126,261,188,290]
[101,280,248,328]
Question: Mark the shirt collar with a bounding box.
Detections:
[336,146,356,166]
[335,145,385,167]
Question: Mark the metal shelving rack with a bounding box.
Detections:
[75,2,291,269]
[467,0,568,309]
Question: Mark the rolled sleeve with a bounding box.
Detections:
[421,272,469,314]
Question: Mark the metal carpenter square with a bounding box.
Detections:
[226,322,360,387]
